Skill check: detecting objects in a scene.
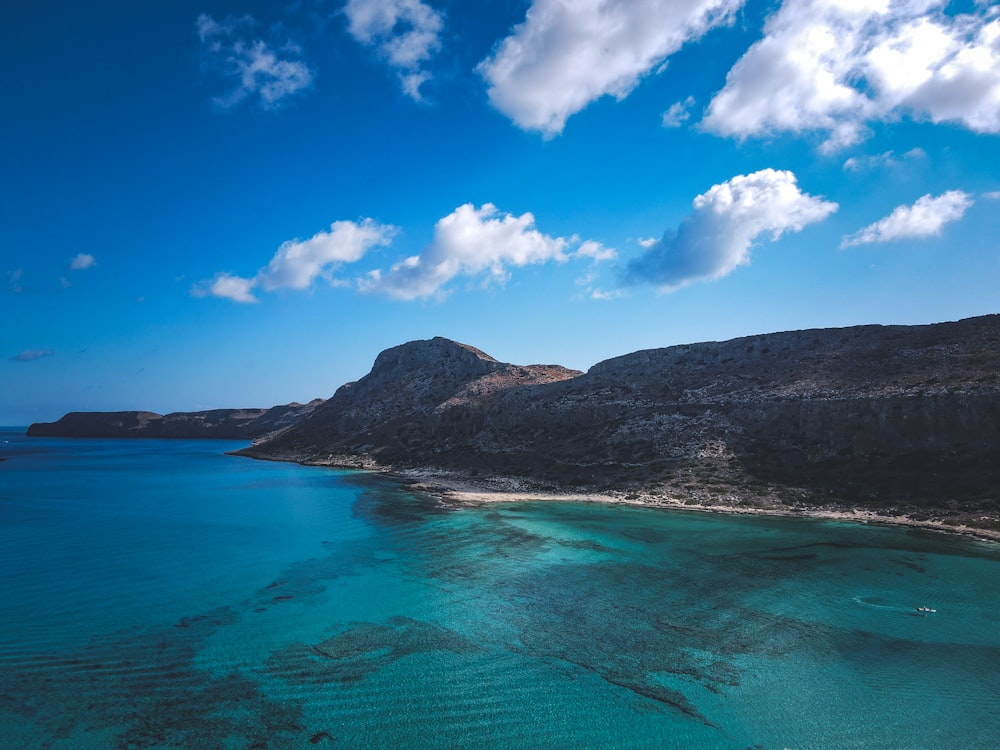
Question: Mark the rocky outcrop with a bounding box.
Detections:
[26,400,324,440]
[235,337,581,465]
[241,317,1000,515]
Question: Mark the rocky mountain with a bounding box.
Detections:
[239,317,1000,519]
[27,400,324,440]
[236,337,581,464]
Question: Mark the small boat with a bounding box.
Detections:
[916,606,937,613]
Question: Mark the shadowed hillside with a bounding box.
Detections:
[240,317,1000,518]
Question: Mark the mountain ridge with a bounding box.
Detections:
[238,316,1000,527]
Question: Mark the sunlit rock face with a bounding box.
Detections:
[243,317,1000,514]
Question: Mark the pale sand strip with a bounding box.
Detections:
[397,468,1000,543]
[240,454,1000,543]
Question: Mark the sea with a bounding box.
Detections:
[1,428,999,750]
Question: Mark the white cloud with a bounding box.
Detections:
[626,168,838,290]
[362,203,577,299]
[344,0,444,101]
[637,237,658,248]
[703,1,1000,151]
[843,150,894,173]
[842,147,926,172]
[841,190,973,248]
[197,14,314,110]
[194,219,397,302]
[257,219,398,291]
[69,253,96,270]
[662,96,696,127]
[590,288,625,300]
[479,0,744,136]
[575,240,617,262]
[573,241,618,299]
[192,273,259,303]
[982,190,1000,200]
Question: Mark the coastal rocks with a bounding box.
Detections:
[26,400,324,440]
[243,316,1000,516]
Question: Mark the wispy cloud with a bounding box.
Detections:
[703,1,1000,151]
[479,0,743,136]
[197,14,314,110]
[843,148,926,173]
[575,240,617,263]
[11,349,54,362]
[6,269,23,293]
[361,203,610,300]
[69,253,96,270]
[626,168,838,291]
[193,219,398,303]
[589,288,625,301]
[662,96,696,128]
[343,0,444,101]
[573,240,619,299]
[841,190,973,248]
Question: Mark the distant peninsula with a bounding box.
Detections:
[26,400,323,440]
[29,316,1000,536]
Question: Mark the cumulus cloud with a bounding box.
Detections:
[362,203,595,299]
[703,0,1000,151]
[197,14,314,110]
[11,349,54,362]
[662,96,696,127]
[256,219,398,290]
[841,190,973,248]
[344,0,443,100]
[69,253,96,270]
[479,0,743,136]
[626,168,838,290]
[194,219,397,302]
[191,273,259,303]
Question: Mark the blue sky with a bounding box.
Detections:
[3,0,999,425]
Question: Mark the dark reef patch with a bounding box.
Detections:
[267,616,477,686]
[350,482,455,528]
[0,608,306,750]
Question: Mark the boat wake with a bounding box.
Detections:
[852,596,937,615]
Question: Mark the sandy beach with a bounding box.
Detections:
[397,467,1000,543]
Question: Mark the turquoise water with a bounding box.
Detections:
[1,429,999,749]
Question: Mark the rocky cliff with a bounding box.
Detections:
[236,337,581,464]
[240,317,1000,519]
[27,400,323,440]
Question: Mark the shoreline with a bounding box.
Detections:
[232,450,1000,543]
[393,468,1000,544]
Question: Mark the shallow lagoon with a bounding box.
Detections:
[2,430,999,749]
